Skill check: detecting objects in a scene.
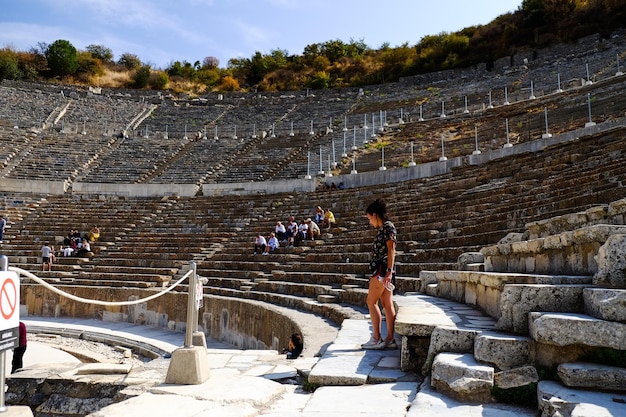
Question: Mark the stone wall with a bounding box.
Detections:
[20,284,301,356]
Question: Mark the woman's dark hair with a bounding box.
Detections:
[365,199,388,221]
[290,333,303,347]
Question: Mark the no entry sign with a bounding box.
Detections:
[0,270,19,352]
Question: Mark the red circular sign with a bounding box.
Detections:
[0,277,17,320]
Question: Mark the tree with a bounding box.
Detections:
[150,71,169,89]
[217,75,239,91]
[0,48,22,80]
[77,51,104,76]
[203,56,219,69]
[132,65,151,88]
[45,39,78,77]
[118,53,142,70]
[86,44,113,62]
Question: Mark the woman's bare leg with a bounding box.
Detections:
[366,278,385,340]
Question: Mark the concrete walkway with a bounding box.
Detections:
[3,313,539,417]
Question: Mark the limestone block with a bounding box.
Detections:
[419,271,438,292]
[474,332,532,370]
[431,353,494,403]
[594,234,626,288]
[498,233,524,245]
[498,284,585,334]
[480,245,499,257]
[584,288,626,322]
[538,380,626,417]
[457,252,484,270]
[494,366,538,389]
[564,212,590,230]
[558,362,626,391]
[497,243,513,256]
[511,241,529,254]
[421,326,480,375]
[526,238,544,253]
[525,222,541,240]
[608,198,626,218]
[585,205,608,223]
[529,312,626,350]
[534,253,550,274]
[479,286,501,320]
[543,234,565,250]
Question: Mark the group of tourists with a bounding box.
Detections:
[252,206,336,255]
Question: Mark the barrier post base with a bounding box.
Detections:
[165,346,210,385]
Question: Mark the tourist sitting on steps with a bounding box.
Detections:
[253,234,267,254]
[263,232,279,255]
[306,218,320,240]
[88,225,100,242]
[282,333,303,359]
[321,208,336,230]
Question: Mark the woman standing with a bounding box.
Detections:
[361,199,397,350]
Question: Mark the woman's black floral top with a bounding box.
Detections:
[369,220,397,273]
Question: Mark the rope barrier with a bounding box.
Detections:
[10,266,192,307]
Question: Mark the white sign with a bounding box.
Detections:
[0,270,19,352]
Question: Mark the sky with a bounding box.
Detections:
[1,0,522,69]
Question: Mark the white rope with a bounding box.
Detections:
[10,266,192,307]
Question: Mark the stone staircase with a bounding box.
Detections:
[398,197,626,415]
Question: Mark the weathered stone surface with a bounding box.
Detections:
[431,353,494,403]
[418,271,438,293]
[408,377,537,416]
[37,394,115,416]
[494,366,539,389]
[538,380,626,417]
[498,233,524,245]
[558,362,626,391]
[457,252,484,270]
[422,326,480,375]
[607,198,626,223]
[497,284,586,333]
[529,312,626,350]
[584,287,626,322]
[594,234,626,288]
[474,332,532,370]
[76,363,133,375]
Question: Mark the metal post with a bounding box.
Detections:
[184,262,197,348]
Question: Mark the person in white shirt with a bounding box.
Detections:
[275,221,286,242]
[263,232,279,255]
[297,219,308,245]
[254,234,267,254]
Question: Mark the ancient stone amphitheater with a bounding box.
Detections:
[2,32,626,415]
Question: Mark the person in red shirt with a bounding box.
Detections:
[11,321,27,373]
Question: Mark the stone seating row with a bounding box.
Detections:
[396,200,626,408]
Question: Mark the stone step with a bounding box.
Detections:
[426,270,591,330]
[529,312,626,351]
[482,224,626,275]
[474,332,533,371]
[430,352,495,403]
[408,376,536,416]
[307,318,419,386]
[558,362,626,391]
[394,294,496,372]
[497,283,588,333]
[537,380,626,417]
[584,287,626,321]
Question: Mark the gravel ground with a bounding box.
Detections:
[28,333,153,367]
